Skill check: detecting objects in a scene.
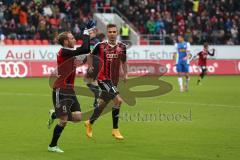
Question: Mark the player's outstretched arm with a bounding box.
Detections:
[87,54,94,73]
[208,48,215,56]
[62,35,90,58]
[73,34,91,55]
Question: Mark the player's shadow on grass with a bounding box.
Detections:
[77,76,173,121]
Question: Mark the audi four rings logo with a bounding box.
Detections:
[0,61,28,78]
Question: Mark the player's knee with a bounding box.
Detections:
[116,97,123,106]
[118,99,123,106]
[59,115,68,127]
[98,98,106,105]
[59,120,67,127]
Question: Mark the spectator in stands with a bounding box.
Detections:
[0,29,4,45]
[231,23,239,44]
[120,23,130,42]
[0,2,4,22]
[155,17,165,34]
[146,17,155,34]
[0,0,101,44]
[192,0,200,13]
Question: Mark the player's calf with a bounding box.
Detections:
[89,99,107,124]
[177,76,184,92]
[85,99,107,138]
[48,116,67,152]
[112,95,124,139]
[185,76,190,91]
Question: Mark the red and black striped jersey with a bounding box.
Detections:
[91,41,127,86]
[53,35,90,90]
[197,49,215,66]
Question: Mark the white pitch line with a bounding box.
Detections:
[0,92,50,97]
[155,101,240,108]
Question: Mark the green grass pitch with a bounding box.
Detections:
[0,76,239,160]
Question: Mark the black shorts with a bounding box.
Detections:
[98,80,119,102]
[199,65,207,72]
[52,88,81,119]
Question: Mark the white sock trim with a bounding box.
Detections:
[178,77,183,88]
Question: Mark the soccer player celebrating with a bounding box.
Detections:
[47,31,90,153]
[85,24,128,140]
[173,35,191,92]
[195,42,215,85]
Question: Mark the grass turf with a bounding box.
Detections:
[0,76,239,160]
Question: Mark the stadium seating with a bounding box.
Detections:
[114,0,240,45]
[34,40,42,45]
[4,39,13,45]
[140,38,148,45]
[42,40,49,45]
[1,1,239,45]
[20,40,28,45]
[2,39,51,45]
[13,39,20,45]
[27,40,35,45]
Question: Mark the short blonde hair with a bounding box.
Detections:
[58,31,71,46]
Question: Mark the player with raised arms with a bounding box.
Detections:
[195,42,215,85]
[47,23,95,152]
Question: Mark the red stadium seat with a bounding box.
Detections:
[13,39,20,45]
[42,40,49,45]
[153,41,161,45]
[140,38,148,45]
[27,40,34,45]
[4,39,13,45]
[34,39,42,45]
[76,40,83,45]
[20,40,28,45]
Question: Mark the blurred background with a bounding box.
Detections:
[0,0,239,45]
[0,0,239,77]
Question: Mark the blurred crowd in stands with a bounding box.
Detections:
[114,0,240,44]
[0,0,103,44]
[0,0,239,45]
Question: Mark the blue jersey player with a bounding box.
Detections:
[174,35,191,92]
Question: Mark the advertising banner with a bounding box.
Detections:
[0,60,239,78]
[1,45,240,60]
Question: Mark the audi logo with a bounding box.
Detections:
[0,61,28,78]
